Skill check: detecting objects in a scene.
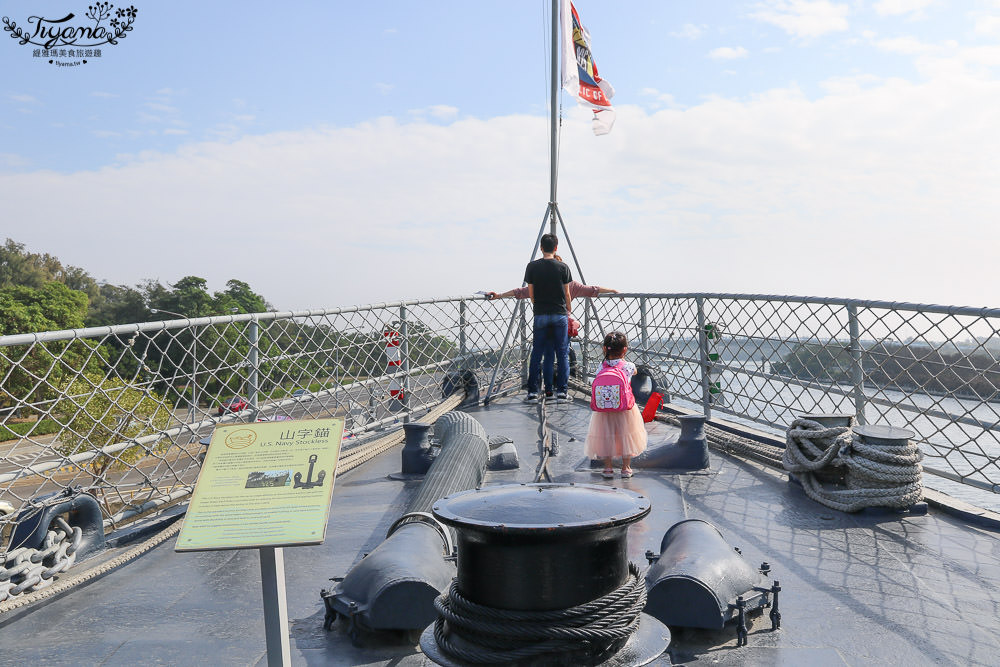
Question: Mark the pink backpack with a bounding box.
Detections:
[590,361,636,412]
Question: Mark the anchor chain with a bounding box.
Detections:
[0,516,82,602]
[533,396,556,482]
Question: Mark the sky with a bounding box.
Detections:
[2,0,999,312]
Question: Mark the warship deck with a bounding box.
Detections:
[2,393,999,666]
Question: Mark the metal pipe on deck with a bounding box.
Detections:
[323,412,489,636]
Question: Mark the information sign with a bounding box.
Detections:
[176,418,343,552]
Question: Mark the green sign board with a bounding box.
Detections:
[176,418,344,552]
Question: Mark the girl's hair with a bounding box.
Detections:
[603,331,628,360]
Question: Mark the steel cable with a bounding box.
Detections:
[432,562,645,664]
[533,396,554,483]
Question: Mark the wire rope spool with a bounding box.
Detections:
[422,483,669,666]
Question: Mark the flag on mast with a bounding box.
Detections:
[560,0,615,135]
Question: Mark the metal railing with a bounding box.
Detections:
[0,297,525,541]
[576,294,1000,498]
[2,292,999,545]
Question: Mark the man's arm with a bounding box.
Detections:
[486,287,529,300]
[564,283,572,315]
[528,284,535,304]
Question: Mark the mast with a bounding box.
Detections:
[549,0,559,236]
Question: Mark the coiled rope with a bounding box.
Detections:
[784,418,923,512]
[432,562,646,664]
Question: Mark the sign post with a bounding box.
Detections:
[260,546,290,665]
[176,418,344,666]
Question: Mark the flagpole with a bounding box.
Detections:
[549,0,559,236]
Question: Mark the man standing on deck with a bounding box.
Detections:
[522,234,572,402]
[486,259,619,394]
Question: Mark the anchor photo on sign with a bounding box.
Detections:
[293,454,326,490]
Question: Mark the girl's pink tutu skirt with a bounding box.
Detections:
[585,406,648,459]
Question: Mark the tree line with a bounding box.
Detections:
[0,238,461,485]
[772,340,1000,402]
[0,239,458,406]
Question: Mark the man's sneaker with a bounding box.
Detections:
[545,390,554,398]
[524,393,539,403]
[556,391,568,401]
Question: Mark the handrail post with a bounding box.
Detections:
[459,299,468,362]
[519,300,528,387]
[640,296,649,368]
[848,303,866,425]
[191,330,199,420]
[249,316,259,421]
[697,297,711,420]
[400,305,410,423]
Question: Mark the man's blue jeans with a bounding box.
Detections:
[528,314,569,394]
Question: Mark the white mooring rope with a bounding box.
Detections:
[783,418,923,512]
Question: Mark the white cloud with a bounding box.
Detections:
[90,91,119,99]
[5,67,1000,310]
[671,24,704,40]
[639,88,683,109]
[163,128,189,136]
[0,153,28,168]
[958,44,1000,67]
[751,0,850,38]
[375,82,394,95]
[873,0,935,17]
[974,15,1000,36]
[709,46,749,60]
[874,36,938,55]
[428,105,459,120]
[9,93,38,103]
[819,73,883,94]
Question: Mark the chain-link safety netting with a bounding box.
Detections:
[577,294,1000,501]
[2,293,999,552]
[0,297,525,548]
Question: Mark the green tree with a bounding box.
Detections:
[147,276,215,318]
[0,239,60,289]
[86,283,149,328]
[55,375,174,504]
[0,238,102,313]
[0,282,102,412]
[220,279,270,314]
[142,276,269,402]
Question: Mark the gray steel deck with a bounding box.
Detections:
[2,395,999,666]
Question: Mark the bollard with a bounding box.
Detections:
[633,414,709,470]
[800,413,853,486]
[399,422,434,475]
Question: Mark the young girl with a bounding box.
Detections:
[585,331,648,478]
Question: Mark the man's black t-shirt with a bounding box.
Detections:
[523,258,572,316]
